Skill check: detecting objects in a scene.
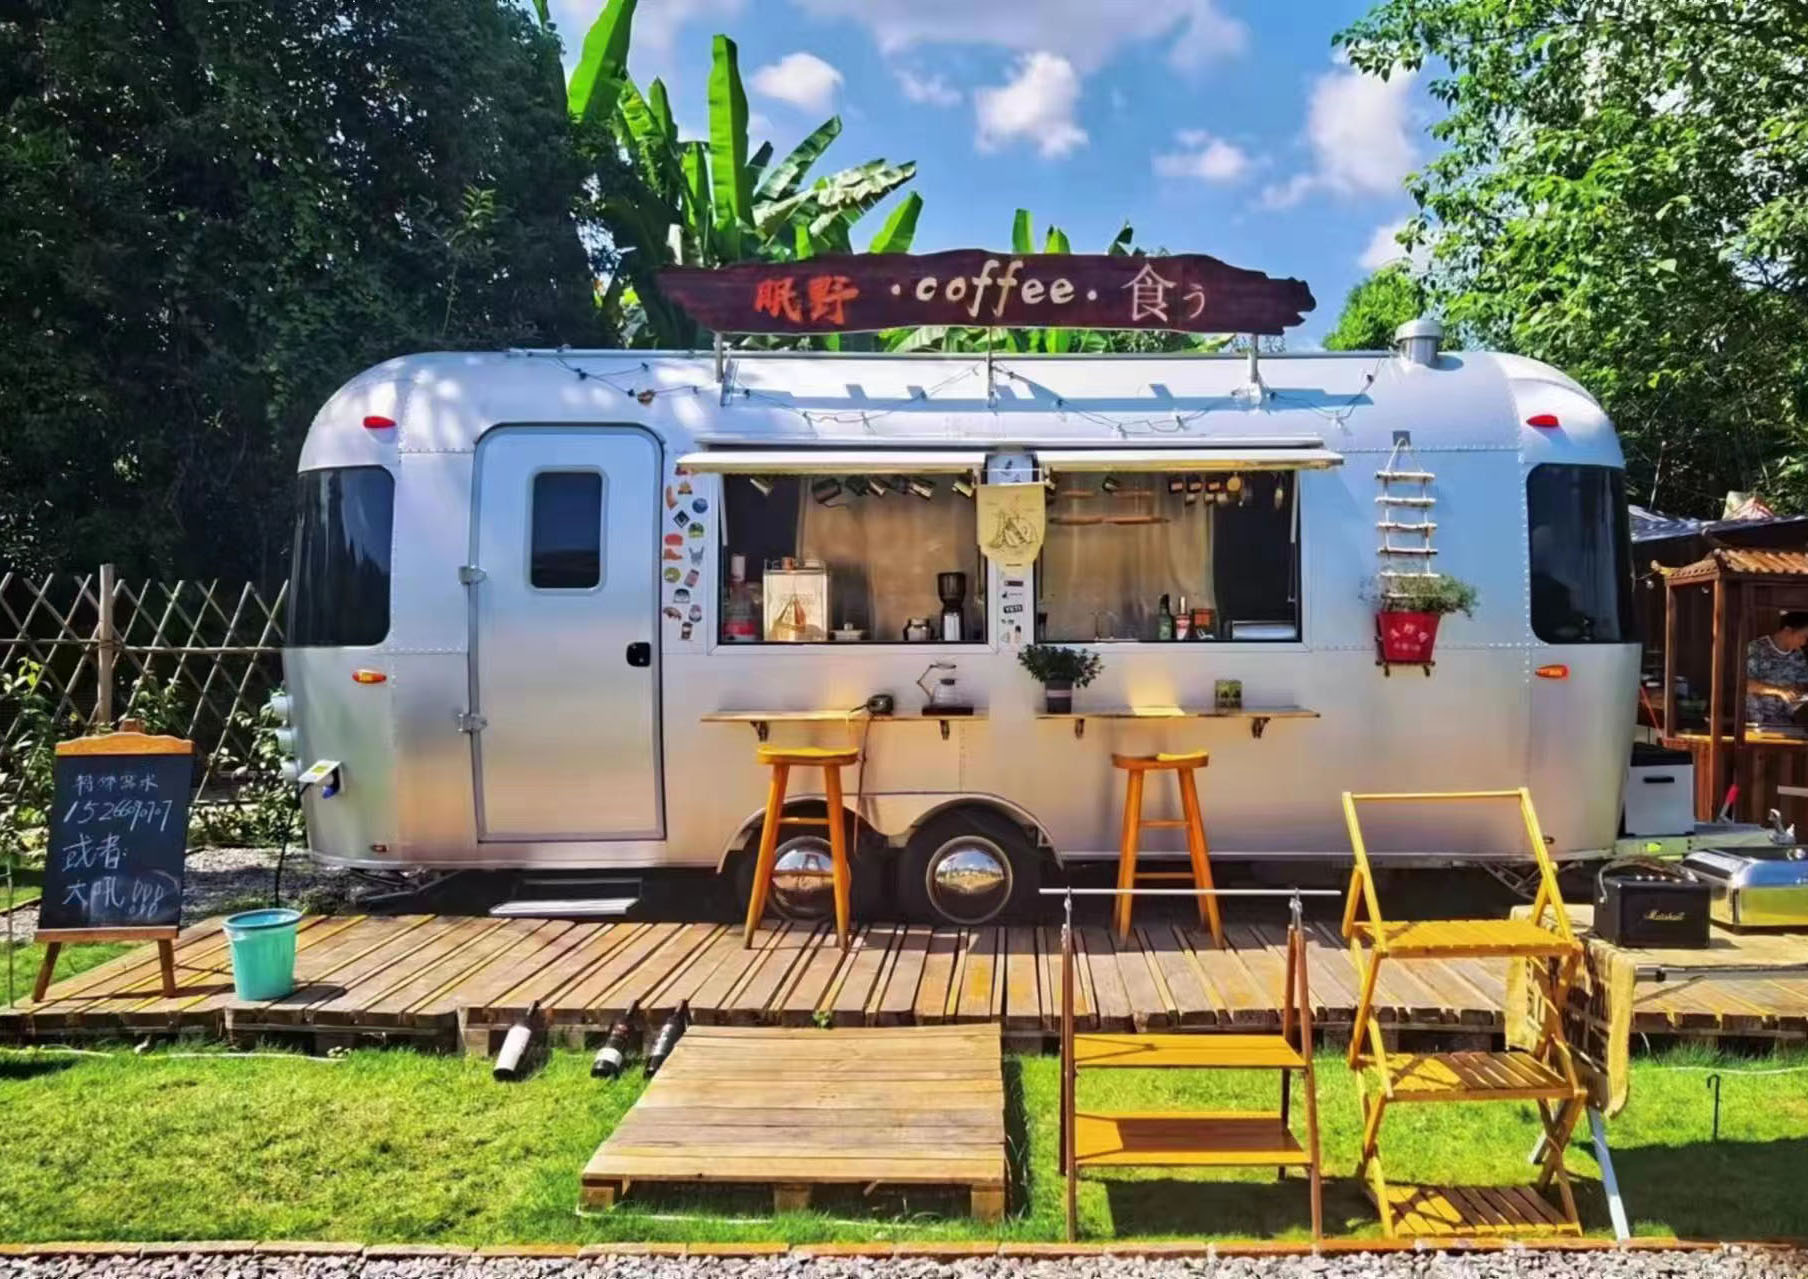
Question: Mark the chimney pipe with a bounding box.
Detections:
[1393,316,1444,368]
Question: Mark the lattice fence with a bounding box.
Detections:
[0,569,287,798]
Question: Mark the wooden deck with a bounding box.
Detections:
[580,1023,1007,1218]
[20,907,1808,1051]
[4,912,1512,1049]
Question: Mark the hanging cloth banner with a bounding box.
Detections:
[977,481,1046,568]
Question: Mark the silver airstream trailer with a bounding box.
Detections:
[280,328,1643,924]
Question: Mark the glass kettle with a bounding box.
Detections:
[915,660,974,714]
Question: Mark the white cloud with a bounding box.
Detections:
[1153,130,1250,183]
[1358,218,1432,272]
[750,51,844,112]
[793,0,1247,73]
[1261,60,1418,209]
[974,52,1088,158]
[896,67,961,108]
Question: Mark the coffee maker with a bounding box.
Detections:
[937,571,968,642]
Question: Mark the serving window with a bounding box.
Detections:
[1037,469,1300,642]
[718,473,985,644]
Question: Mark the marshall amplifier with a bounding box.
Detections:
[1594,858,1710,948]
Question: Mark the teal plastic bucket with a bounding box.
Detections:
[223,908,302,1001]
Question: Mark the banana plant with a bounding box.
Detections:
[570,0,919,346]
[880,213,1225,356]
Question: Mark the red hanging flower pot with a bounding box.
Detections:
[1377,610,1441,664]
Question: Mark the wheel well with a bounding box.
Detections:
[717,798,879,873]
[906,801,1048,859]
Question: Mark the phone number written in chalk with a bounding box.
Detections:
[62,797,177,831]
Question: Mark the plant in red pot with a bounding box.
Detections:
[1373,574,1478,667]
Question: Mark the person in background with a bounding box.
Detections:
[1746,610,1808,728]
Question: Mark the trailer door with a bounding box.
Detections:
[470,426,663,841]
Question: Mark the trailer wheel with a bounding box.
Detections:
[732,815,884,925]
[899,810,1039,926]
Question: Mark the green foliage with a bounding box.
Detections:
[0,0,608,581]
[1337,0,1808,516]
[1017,644,1105,688]
[0,661,78,866]
[1323,265,1428,352]
[1373,573,1480,618]
[577,0,917,347]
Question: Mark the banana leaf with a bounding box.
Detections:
[1011,208,1033,256]
[616,81,680,202]
[866,191,922,254]
[679,141,713,262]
[707,35,752,259]
[746,140,774,193]
[569,0,638,124]
[754,117,842,205]
[648,78,676,145]
[806,160,916,238]
[1106,221,1134,255]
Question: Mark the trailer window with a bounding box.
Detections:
[1038,471,1299,642]
[530,470,604,589]
[718,474,984,642]
[290,466,394,647]
[1528,463,1634,643]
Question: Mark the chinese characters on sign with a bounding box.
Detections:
[659,250,1315,336]
[40,743,192,934]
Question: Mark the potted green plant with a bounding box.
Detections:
[1018,643,1104,713]
[1373,573,1479,664]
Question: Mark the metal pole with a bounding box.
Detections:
[96,563,117,728]
[1590,1109,1630,1241]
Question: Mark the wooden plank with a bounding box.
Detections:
[831,924,899,1027]
[128,917,360,1029]
[1078,926,1132,1032]
[1039,924,1092,1033]
[650,924,756,1020]
[689,924,780,1023]
[391,918,553,1024]
[222,916,433,1025]
[1143,923,1216,1027]
[779,926,856,1025]
[875,925,929,1025]
[726,923,820,1023]
[306,916,480,1023]
[598,923,725,1018]
[1002,927,1042,1033]
[913,929,960,1025]
[1107,927,1172,1031]
[1183,924,1270,1027]
[449,920,582,1020]
[512,923,643,1020]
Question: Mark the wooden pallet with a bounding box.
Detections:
[579,1023,1007,1219]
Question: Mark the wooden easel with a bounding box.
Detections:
[33,928,178,1003]
[30,725,191,1005]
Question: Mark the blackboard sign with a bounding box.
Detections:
[38,732,193,932]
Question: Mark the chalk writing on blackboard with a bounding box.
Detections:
[39,738,192,934]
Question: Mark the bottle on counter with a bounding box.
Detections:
[645,1000,690,1077]
[723,555,760,641]
[1156,594,1175,642]
[591,999,641,1079]
[1174,595,1191,641]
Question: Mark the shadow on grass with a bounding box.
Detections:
[1607,1138,1808,1239]
[1002,1056,1031,1217]
[0,1055,79,1083]
[1097,1173,1369,1240]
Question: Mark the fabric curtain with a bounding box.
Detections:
[796,483,982,639]
[1039,473,1216,642]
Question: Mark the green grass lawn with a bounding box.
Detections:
[1,940,133,1011]
[2,865,43,911]
[1,1042,1805,1245]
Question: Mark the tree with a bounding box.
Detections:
[1338,0,1808,514]
[1323,264,1426,352]
[0,0,605,582]
[572,0,918,347]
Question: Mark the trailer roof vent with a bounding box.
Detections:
[1393,316,1445,368]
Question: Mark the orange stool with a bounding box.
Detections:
[1110,751,1223,947]
[743,745,861,949]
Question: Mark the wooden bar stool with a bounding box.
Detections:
[743,745,861,950]
[1110,751,1223,947]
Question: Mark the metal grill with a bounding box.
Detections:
[0,567,286,798]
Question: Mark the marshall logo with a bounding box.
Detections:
[1644,910,1686,922]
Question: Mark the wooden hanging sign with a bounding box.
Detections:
[658,251,1315,336]
[31,728,194,1002]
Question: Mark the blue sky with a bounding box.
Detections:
[547,0,1434,346]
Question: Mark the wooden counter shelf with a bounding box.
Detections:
[1072,1111,1310,1169]
[1037,705,1318,739]
[702,709,984,741]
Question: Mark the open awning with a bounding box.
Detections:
[677,449,987,475]
[1036,446,1343,473]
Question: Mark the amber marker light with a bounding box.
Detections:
[351,669,388,684]
[1535,664,1570,680]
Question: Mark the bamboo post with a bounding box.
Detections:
[1662,575,1678,740]
[95,563,117,728]
[1708,577,1726,813]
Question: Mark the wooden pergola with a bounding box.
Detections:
[1661,548,1808,823]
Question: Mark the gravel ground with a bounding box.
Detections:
[1,1251,1805,1279]
[2,847,355,946]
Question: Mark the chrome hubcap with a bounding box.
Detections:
[768,838,834,920]
[924,837,1013,925]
